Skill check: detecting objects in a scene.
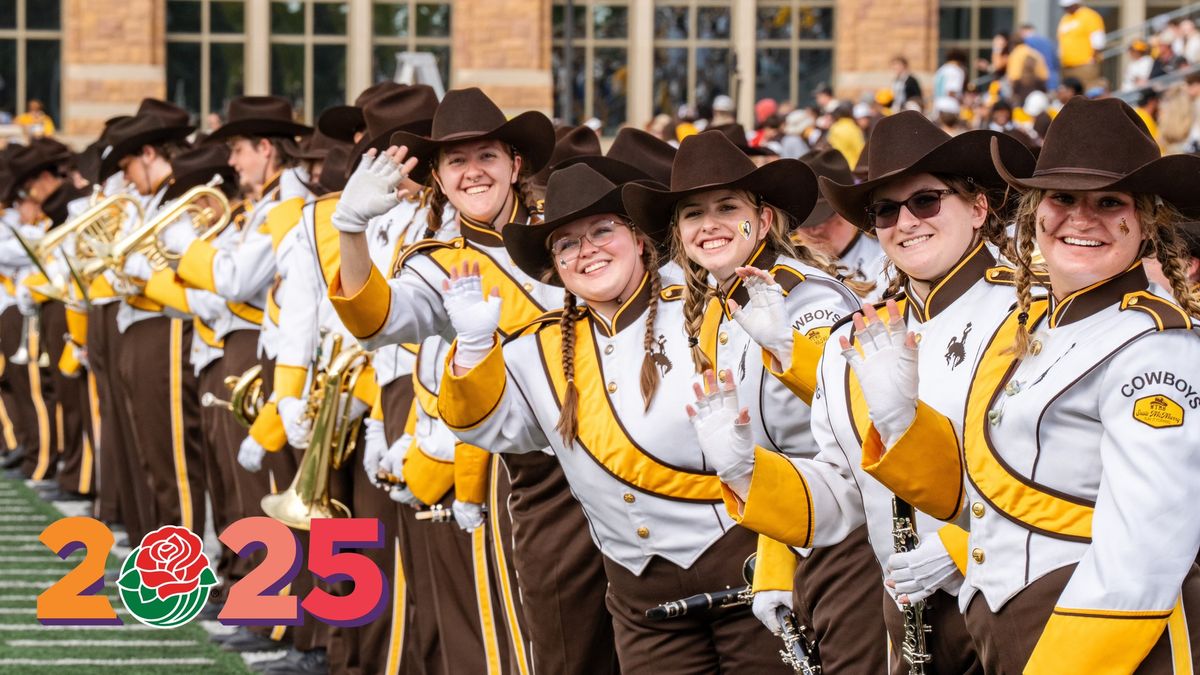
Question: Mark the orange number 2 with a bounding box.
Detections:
[37,516,121,625]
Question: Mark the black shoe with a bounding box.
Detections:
[197,601,222,621]
[4,467,27,480]
[256,648,328,674]
[220,628,285,653]
[38,487,91,502]
[1,447,25,470]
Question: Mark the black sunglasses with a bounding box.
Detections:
[865,188,958,229]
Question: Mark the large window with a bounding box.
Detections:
[166,0,246,125]
[755,0,834,107]
[652,0,733,118]
[372,2,452,93]
[270,0,350,122]
[0,0,63,128]
[938,0,1017,79]
[551,1,629,135]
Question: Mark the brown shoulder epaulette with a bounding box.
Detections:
[1120,291,1193,330]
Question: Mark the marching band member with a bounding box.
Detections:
[437,163,791,673]
[858,97,1200,673]
[330,87,558,674]
[622,129,883,672]
[695,111,1037,673]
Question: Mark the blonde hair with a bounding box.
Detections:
[669,190,847,372]
[543,228,663,444]
[1008,189,1200,356]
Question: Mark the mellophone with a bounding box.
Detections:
[643,553,821,674]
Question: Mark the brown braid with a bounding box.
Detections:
[423,178,449,239]
[639,244,663,410]
[679,261,716,373]
[555,289,583,444]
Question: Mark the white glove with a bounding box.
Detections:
[752,590,794,636]
[687,369,755,499]
[729,268,793,364]
[122,252,153,282]
[159,219,198,254]
[237,435,265,472]
[277,397,311,450]
[16,284,37,317]
[452,500,486,532]
[331,151,406,233]
[362,418,386,487]
[379,436,423,506]
[442,264,501,369]
[887,533,963,606]
[839,301,918,448]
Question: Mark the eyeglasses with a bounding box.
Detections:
[549,218,629,264]
[865,188,958,230]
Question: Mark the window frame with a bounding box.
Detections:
[165,0,248,125]
[370,0,454,91]
[0,0,64,126]
[754,0,836,107]
[268,0,352,122]
[551,0,631,133]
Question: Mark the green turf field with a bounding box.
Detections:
[0,478,251,674]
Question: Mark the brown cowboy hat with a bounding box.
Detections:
[390,87,555,183]
[206,96,312,143]
[990,97,1200,214]
[504,163,635,285]
[529,125,602,188]
[294,126,351,161]
[317,145,355,194]
[348,85,440,161]
[558,127,676,186]
[709,122,776,157]
[797,149,854,229]
[4,138,74,202]
[317,81,406,142]
[99,99,195,179]
[820,110,1036,230]
[163,144,239,201]
[622,130,817,243]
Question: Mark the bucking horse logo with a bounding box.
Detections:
[945,323,973,369]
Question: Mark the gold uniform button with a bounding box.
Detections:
[607,381,617,394]
[971,548,985,564]
[604,345,614,355]
[971,502,985,518]
[717,370,728,383]
[718,331,729,345]
[914,333,923,345]
[452,240,463,248]
[623,493,635,503]
[1030,340,1043,356]
[636,527,650,539]
[523,282,533,292]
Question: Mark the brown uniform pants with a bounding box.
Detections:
[793,524,890,674]
[382,379,441,675]
[502,452,618,675]
[883,587,983,675]
[114,316,206,535]
[0,307,39,470]
[965,564,1200,674]
[42,302,93,495]
[89,303,155,541]
[604,526,793,675]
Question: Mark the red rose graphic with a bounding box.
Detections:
[133,526,211,600]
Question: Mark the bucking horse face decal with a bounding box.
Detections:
[946,322,973,370]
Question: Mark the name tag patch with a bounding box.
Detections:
[1132,395,1185,429]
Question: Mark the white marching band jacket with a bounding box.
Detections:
[867,262,1200,672]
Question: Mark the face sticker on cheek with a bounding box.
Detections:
[739,220,752,240]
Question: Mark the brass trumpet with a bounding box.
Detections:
[70,190,146,281]
[261,341,371,530]
[201,364,264,429]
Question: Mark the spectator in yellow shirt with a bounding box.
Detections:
[1057,1,1106,86]
[825,103,864,168]
[14,100,55,139]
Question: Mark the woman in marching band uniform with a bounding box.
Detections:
[621,130,885,672]
[691,110,1037,673]
[855,97,1200,673]
[437,162,793,673]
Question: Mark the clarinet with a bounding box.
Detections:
[774,605,821,675]
[893,498,932,674]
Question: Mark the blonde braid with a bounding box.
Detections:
[1147,200,1200,318]
[1008,190,1043,356]
[680,262,715,373]
[639,255,663,410]
[555,289,582,445]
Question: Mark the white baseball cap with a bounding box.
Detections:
[1058,0,1080,7]
[712,95,735,112]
